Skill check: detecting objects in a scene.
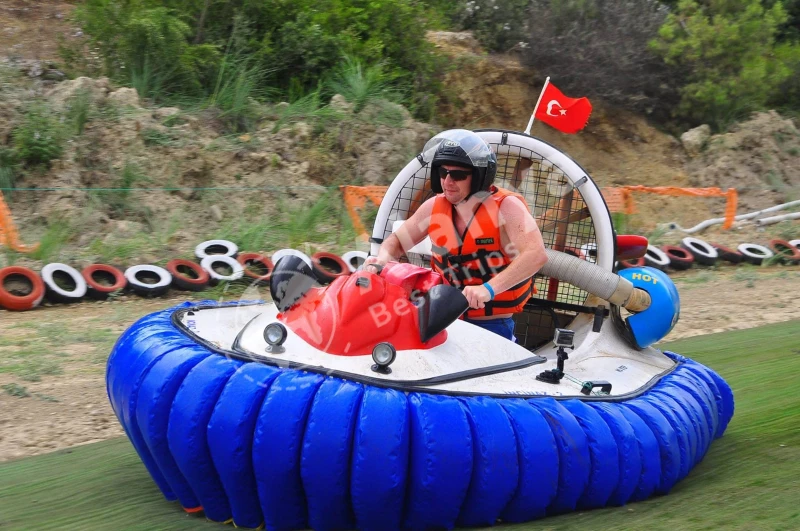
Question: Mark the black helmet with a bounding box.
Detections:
[424,129,497,197]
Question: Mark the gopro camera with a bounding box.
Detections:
[553,328,575,348]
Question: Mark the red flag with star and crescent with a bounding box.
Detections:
[534,82,592,134]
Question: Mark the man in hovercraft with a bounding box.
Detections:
[364,129,548,341]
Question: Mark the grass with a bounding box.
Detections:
[0,316,120,383]
[29,220,76,263]
[213,190,359,253]
[0,322,798,529]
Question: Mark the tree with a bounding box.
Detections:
[523,0,681,121]
[651,0,797,130]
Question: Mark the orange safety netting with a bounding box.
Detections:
[0,191,39,253]
[341,185,389,240]
[603,186,738,230]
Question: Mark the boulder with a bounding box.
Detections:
[681,124,711,158]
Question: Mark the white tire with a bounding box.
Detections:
[41,263,87,303]
[200,255,244,283]
[125,265,172,297]
[194,239,238,260]
[271,249,312,268]
[341,251,368,273]
[643,245,670,270]
[681,236,718,266]
[737,243,774,265]
[580,242,598,264]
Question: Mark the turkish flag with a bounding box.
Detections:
[534,82,592,134]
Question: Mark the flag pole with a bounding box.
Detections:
[524,76,550,135]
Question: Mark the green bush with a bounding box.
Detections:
[327,56,400,113]
[0,146,18,193]
[455,0,530,52]
[66,88,92,135]
[651,0,798,130]
[69,0,442,116]
[12,104,64,166]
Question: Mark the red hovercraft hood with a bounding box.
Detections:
[270,256,467,356]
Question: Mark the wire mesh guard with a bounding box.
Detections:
[380,139,599,350]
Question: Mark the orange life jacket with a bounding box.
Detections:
[429,186,534,318]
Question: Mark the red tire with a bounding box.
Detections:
[0,266,45,311]
[662,245,694,271]
[166,259,210,292]
[618,257,646,270]
[82,264,127,300]
[769,239,800,264]
[711,243,743,264]
[312,252,350,284]
[237,253,274,283]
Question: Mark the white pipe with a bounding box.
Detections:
[667,199,800,233]
[753,212,800,226]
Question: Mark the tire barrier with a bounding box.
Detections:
[341,250,368,273]
[200,255,244,285]
[661,246,694,271]
[643,245,670,271]
[769,239,800,264]
[711,244,743,265]
[237,253,274,284]
[107,303,734,529]
[195,240,238,261]
[311,252,350,284]
[271,249,312,268]
[166,260,210,292]
[82,264,127,300]
[41,263,87,303]
[2,232,793,314]
[125,265,173,298]
[737,243,774,266]
[0,266,45,311]
[680,237,718,266]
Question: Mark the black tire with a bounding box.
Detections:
[194,240,238,260]
[680,237,718,266]
[41,263,87,303]
[711,244,743,264]
[200,255,244,285]
[125,265,172,297]
[341,251,368,273]
[737,243,773,266]
[617,257,645,270]
[769,239,800,264]
[82,264,127,300]
[271,249,312,268]
[662,246,694,271]
[643,245,670,271]
[167,259,210,292]
[312,252,350,284]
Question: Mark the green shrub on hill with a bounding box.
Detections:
[11,103,64,167]
[68,0,441,118]
[652,0,800,131]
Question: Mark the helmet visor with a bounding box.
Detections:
[421,129,493,168]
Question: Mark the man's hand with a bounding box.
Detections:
[362,256,384,273]
[462,284,493,309]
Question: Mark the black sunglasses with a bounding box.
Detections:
[437,167,472,181]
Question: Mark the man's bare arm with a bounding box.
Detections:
[365,198,435,268]
[488,195,547,294]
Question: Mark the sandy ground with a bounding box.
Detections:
[1,265,798,462]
